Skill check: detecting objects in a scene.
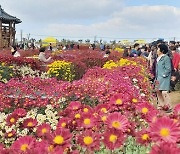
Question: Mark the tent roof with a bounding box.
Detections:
[42,37,57,43]
[0,5,21,24]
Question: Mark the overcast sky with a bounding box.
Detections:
[1,0,180,42]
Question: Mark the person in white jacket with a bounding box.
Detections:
[11,46,20,57]
[38,47,51,63]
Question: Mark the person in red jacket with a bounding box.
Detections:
[170,46,180,91]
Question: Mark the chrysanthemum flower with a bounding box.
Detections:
[103,128,125,150]
[135,129,151,145]
[57,117,71,129]
[109,93,128,106]
[34,141,64,154]
[106,112,129,131]
[36,123,51,137]
[144,110,159,123]
[79,113,97,129]
[174,104,180,115]
[150,117,180,143]
[136,102,156,115]
[50,128,72,149]
[82,105,93,114]
[5,130,16,138]
[11,136,36,153]
[77,130,100,151]
[67,101,82,111]
[6,113,18,126]
[95,104,110,115]
[13,108,27,117]
[150,142,180,154]
[23,118,38,128]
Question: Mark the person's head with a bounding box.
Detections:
[157,44,168,56]
[11,45,17,53]
[169,46,176,52]
[39,47,46,52]
[134,43,139,50]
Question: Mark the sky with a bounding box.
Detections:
[1,0,180,42]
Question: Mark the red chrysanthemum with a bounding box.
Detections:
[150,142,180,154]
[136,102,156,115]
[57,117,71,129]
[5,130,16,138]
[13,108,27,117]
[67,101,82,111]
[6,113,18,126]
[135,129,151,145]
[23,118,38,128]
[77,130,100,151]
[36,123,51,137]
[150,116,180,143]
[106,112,129,131]
[50,128,72,149]
[79,113,97,129]
[11,136,36,153]
[103,128,125,150]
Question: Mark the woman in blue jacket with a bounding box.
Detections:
[156,44,172,109]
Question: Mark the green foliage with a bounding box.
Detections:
[0,63,14,83]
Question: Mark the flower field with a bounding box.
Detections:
[0,49,180,154]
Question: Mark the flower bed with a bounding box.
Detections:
[0,52,180,153]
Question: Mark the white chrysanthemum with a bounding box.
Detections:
[0,113,6,122]
[36,114,47,123]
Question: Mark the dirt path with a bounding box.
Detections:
[170,91,180,107]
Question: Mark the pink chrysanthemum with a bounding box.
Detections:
[135,129,151,145]
[23,118,38,128]
[6,113,18,126]
[13,108,27,117]
[106,112,129,131]
[67,101,82,111]
[109,93,128,106]
[11,136,36,153]
[33,141,64,154]
[174,104,180,115]
[103,128,125,150]
[77,130,100,151]
[82,105,93,114]
[144,110,159,123]
[150,116,180,143]
[79,113,97,129]
[57,117,71,129]
[136,102,156,115]
[50,128,72,149]
[150,142,180,154]
[5,130,16,138]
[36,123,51,137]
[95,103,110,115]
